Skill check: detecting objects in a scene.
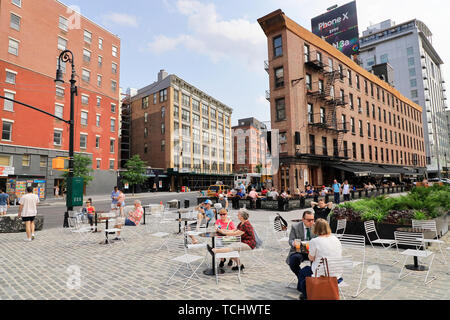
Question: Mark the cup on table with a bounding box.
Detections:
[294,239,301,253]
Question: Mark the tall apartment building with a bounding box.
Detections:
[0,0,121,199]
[359,19,449,178]
[128,70,233,191]
[232,117,271,174]
[258,10,426,191]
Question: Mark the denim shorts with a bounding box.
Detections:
[125,219,136,226]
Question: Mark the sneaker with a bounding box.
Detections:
[219,259,226,268]
[31,234,35,240]
[232,264,244,271]
[24,238,32,242]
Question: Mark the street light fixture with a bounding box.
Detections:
[55,50,77,228]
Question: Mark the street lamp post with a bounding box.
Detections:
[55,50,77,228]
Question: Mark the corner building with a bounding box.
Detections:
[0,0,121,199]
[258,10,426,191]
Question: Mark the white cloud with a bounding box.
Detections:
[147,0,267,70]
[101,12,139,28]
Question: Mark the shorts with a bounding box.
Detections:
[115,216,125,225]
[125,218,136,226]
[22,216,36,222]
[0,205,7,213]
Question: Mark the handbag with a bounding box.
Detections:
[254,229,263,249]
[306,258,340,300]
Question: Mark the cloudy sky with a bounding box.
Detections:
[65,0,449,125]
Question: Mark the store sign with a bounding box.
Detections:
[0,166,14,177]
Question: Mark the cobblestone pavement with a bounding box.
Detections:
[0,208,448,300]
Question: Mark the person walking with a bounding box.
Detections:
[342,180,351,202]
[18,187,39,242]
[0,189,9,216]
[332,179,341,205]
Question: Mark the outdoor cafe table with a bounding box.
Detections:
[92,211,109,233]
[396,227,429,271]
[199,231,225,276]
[98,212,117,245]
[176,209,191,233]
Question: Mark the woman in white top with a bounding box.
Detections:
[297,218,342,300]
[342,180,351,202]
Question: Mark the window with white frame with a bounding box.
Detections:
[81,95,89,105]
[58,37,67,51]
[95,136,100,148]
[96,97,101,107]
[112,45,118,57]
[111,103,116,113]
[2,121,12,141]
[54,129,62,146]
[109,159,115,170]
[82,69,90,82]
[111,80,117,92]
[80,134,87,149]
[81,111,88,125]
[110,118,116,132]
[96,159,101,169]
[98,38,103,50]
[10,13,20,31]
[98,55,102,67]
[8,38,19,55]
[3,91,15,111]
[56,86,65,97]
[84,30,92,43]
[59,16,68,31]
[96,114,100,127]
[97,75,102,87]
[57,58,66,73]
[112,63,117,74]
[55,104,63,118]
[5,70,17,85]
[110,139,115,153]
[12,0,22,7]
[83,49,91,62]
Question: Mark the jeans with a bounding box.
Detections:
[298,266,313,295]
[288,253,309,277]
[125,218,136,226]
[343,194,350,202]
[334,192,340,204]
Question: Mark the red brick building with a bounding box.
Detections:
[0,0,121,199]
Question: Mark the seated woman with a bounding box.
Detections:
[113,200,144,240]
[207,208,256,271]
[214,209,236,268]
[297,218,342,300]
[83,199,96,227]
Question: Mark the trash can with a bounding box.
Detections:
[184,199,190,208]
[168,200,180,209]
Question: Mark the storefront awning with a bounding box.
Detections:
[328,163,371,177]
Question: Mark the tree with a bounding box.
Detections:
[121,155,147,195]
[62,154,94,195]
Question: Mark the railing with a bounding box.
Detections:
[265,90,270,101]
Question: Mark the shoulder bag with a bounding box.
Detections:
[306,258,340,300]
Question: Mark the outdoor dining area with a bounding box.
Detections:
[58,192,449,300]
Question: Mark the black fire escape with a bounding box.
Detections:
[120,101,131,169]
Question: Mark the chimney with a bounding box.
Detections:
[158,69,168,82]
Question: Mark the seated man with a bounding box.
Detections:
[285,211,316,288]
[311,199,333,221]
[189,200,215,244]
[248,188,258,209]
[113,200,144,240]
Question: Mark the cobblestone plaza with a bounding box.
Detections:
[0,208,448,300]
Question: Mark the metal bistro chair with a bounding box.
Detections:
[412,219,447,264]
[214,236,242,285]
[269,215,290,254]
[315,257,354,300]
[364,220,399,266]
[394,231,436,285]
[339,234,367,298]
[332,219,347,239]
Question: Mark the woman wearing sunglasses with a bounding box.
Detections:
[215,209,236,268]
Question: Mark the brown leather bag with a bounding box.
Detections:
[306,258,340,300]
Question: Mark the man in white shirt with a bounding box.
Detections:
[342,180,351,202]
[18,187,40,242]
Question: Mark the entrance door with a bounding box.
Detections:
[309,167,318,187]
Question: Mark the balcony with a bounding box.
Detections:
[326,95,348,107]
[265,90,270,101]
[264,60,269,73]
[305,59,326,72]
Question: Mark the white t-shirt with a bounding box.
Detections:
[342,184,350,195]
[308,235,342,276]
[19,193,40,217]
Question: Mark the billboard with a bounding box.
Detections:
[311,1,360,57]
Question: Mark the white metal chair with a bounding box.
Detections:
[102,212,125,246]
[394,231,436,285]
[315,256,354,300]
[165,234,206,290]
[67,214,95,243]
[364,220,399,265]
[339,234,367,298]
[214,236,242,285]
[412,219,447,264]
[332,219,346,238]
[268,215,289,253]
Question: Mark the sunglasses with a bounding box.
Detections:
[219,213,227,216]
[304,219,315,222]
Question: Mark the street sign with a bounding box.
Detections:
[66,177,84,207]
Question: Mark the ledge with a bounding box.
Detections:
[0,215,44,233]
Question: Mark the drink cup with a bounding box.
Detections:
[294,239,301,252]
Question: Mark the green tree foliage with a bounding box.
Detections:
[121,155,147,195]
[62,154,94,189]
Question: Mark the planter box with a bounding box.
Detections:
[0,215,44,233]
[261,200,278,210]
[239,200,251,209]
[288,200,301,210]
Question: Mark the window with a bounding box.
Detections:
[40,156,47,168]
[306,74,312,90]
[348,70,352,86]
[110,139,115,153]
[410,79,417,87]
[22,154,30,167]
[161,140,165,152]
[59,16,69,32]
[320,107,326,124]
[351,118,355,134]
[304,44,310,62]
[109,159,115,170]
[408,57,415,67]
[98,38,103,50]
[112,45,118,57]
[144,127,148,138]
[81,95,89,105]
[328,58,333,71]
[96,97,101,107]
[111,103,116,113]
[8,38,19,55]
[112,63,117,74]
[366,102,370,117]
[274,67,284,88]
[411,90,418,99]
[97,75,102,87]
[275,98,286,121]
[407,47,414,56]
[369,146,373,161]
[360,144,365,160]
[356,75,360,90]
[307,103,314,123]
[322,137,328,156]
[174,90,180,104]
[349,93,354,109]
[3,91,15,111]
[352,143,357,159]
[10,13,20,31]
[97,159,101,169]
[161,124,165,134]
[5,70,16,84]
[160,89,168,102]
[409,68,416,77]
[110,118,116,132]
[309,135,315,154]
[2,121,12,141]
[182,109,190,122]
[357,97,362,113]
[82,69,90,82]
[192,99,200,112]
[359,120,363,136]
[54,130,62,146]
[339,65,344,80]
[81,111,88,125]
[98,56,103,67]
[57,37,67,51]
[367,123,371,138]
[342,115,347,131]
[374,125,377,139]
[144,144,148,154]
[380,54,388,63]
[80,134,87,149]
[142,96,149,109]
[96,114,100,127]
[84,30,92,43]
[318,80,324,93]
[273,36,283,57]
[111,80,117,92]
[56,86,65,98]
[83,49,91,62]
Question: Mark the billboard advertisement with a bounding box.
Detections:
[311,1,360,57]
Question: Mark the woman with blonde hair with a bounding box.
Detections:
[297,218,342,300]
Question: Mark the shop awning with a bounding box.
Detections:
[328,163,371,177]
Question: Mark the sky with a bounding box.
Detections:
[62,0,450,126]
